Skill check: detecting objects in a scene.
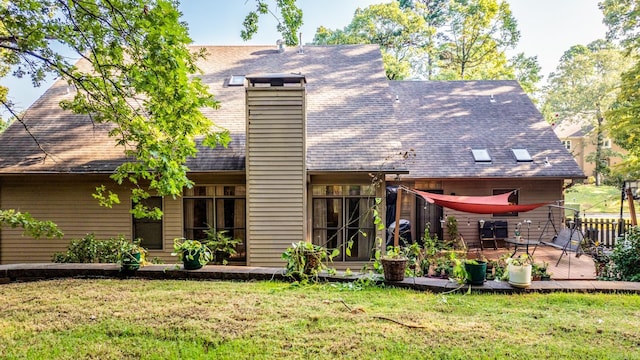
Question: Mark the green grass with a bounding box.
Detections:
[1,279,640,359]
[565,184,622,214]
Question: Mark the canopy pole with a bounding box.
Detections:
[393,187,403,248]
[627,188,637,226]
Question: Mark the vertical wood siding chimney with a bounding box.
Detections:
[245,74,307,267]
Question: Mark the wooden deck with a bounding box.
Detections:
[479,243,596,280]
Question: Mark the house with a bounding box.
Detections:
[0,45,585,266]
[553,119,626,182]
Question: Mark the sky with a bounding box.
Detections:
[1,0,608,116]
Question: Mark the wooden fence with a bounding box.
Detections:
[572,218,631,249]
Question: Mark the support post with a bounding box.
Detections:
[627,188,637,226]
[393,187,402,248]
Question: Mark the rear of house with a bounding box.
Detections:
[0,45,584,266]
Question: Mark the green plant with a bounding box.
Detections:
[445,216,465,250]
[602,226,640,281]
[52,233,122,263]
[172,238,212,267]
[204,227,241,265]
[281,241,337,281]
[381,245,407,259]
[532,261,551,279]
[507,253,533,267]
[117,237,148,271]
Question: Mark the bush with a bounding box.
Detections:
[601,226,640,281]
[52,233,122,263]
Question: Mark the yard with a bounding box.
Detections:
[1,279,639,359]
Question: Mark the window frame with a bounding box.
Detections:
[132,196,164,250]
[311,185,376,262]
[183,185,246,261]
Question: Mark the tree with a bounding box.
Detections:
[1,0,233,219]
[241,0,303,46]
[398,0,448,79]
[437,0,519,79]
[600,0,640,178]
[312,0,541,95]
[313,2,432,80]
[541,40,629,185]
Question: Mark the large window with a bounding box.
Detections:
[312,185,376,261]
[133,197,163,250]
[183,185,246,261]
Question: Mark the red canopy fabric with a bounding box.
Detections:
[412,189,550,214]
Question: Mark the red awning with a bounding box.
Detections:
[412,189,550,214]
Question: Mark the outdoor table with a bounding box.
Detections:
[504,238,540,257]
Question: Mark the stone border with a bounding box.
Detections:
[1,263,640,293]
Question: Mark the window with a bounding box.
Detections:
[562,140,571,150]
[511,148,533,162]
[133,197,163,250]
[312,185,376,261]
[471,149,491,163]
[603,138,612,149]
[183,185,246,261]
[228,75,245,86]
[492,189,518,217]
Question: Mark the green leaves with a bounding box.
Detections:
[2,0,233,218]
[241,0,302,46]
[0,209,63,239]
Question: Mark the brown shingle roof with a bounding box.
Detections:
[0,45,401,174]
[389,80,585,178]
[0,46,583,179]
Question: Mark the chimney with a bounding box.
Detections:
[244,74,307,266]
[298,32,304,54]
[276,39,284,53]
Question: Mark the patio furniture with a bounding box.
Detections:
[478,220,508,250]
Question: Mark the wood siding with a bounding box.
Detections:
[438,179,565,248]
[246,87,306,267]
[0,175,132,263]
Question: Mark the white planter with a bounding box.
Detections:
[508,263,532,288]
[515,235,522,242]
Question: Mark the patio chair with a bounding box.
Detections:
[479,221,497,250]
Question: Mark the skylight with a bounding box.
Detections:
[512,148,533,162]
[471,149,491,163]
[228,75,245,86]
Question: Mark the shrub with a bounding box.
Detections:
[602,226,640,281]
[52,233,122,263]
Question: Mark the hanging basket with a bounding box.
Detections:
[381,258,408,281]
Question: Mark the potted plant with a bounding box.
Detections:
[117,237,147,273]
[172,238,212,270]
[464,258,487,285]
[514,222,522,242]
[380,246,409,281]
[536,261,552,280]
[505,253,533,288]
[204,228,241,265]
[282,241,335,280]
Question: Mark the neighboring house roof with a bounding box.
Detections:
[390,81,585,179]
[553,119,593,139]
[0,45,583,179]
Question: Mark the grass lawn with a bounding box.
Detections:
[1,279,640,359]
[565,184,622,214]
